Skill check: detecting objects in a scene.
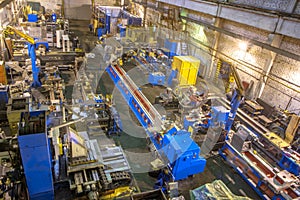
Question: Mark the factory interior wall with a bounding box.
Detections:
[27,0,61,11]
[27,0,118,20]
[143,1,300,113]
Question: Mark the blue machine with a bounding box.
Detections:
[29,41,49,87]
[108,107,123,136]
[28,14,38,22]
[18,111,54,200]
[106,64,206,181]
[97,28,104,39]
[224,89,243,133]
[167,69,177,87]
[94,95,104,103]
[51,13,57,22]
[105,13,111,34]
[134,55,165,85]
[219,129,300,200]
[184,106,228,133]
[117,24,126,37]
[0,85,8,109]
[224,64,245,133]
[212,106,229,127]
[278,151,300,176]
[121,10,142,26]
[217,64,300,199]
[28,43,41,87]
[164,39,178,57]
[148,72,165,86]
[159,48,171,58]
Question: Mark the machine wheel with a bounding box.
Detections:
[269,123,285,139]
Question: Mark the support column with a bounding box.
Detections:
[143,0,147,27]
[0,34,4,60]
[207,17,222,79]
[254,34,283,99]
[12,0,16,23]
[61,0,65,18]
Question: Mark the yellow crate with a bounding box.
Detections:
[179,66,190,85]
[172,56,200,86]
[188,67,198,85]
[172,56,183,70]
[177,57,187,85]
[187,56,200,85]
[173,56,186,70]
[186,57,200,69]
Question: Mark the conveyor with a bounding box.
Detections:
[106,63,206,180]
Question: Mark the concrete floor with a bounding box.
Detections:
[69,19,261,200]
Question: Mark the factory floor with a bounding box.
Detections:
[69,19,261,200]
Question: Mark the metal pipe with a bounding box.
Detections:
[49,117,85,133]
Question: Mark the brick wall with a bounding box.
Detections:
[259,36,300,111]
[228,0,296,13]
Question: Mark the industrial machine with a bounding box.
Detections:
[215,62,300,177]
[60,69,133,199]
[106,61,206,181]
[18,111,54,200]
[134,52,166,86]
[224,62,245,133]
[94,6,142,36]
[214,62,300,199]
[0,35,133,200]
[9,84,133,200]
[14,106,133,200]
[4,25,49,87]
[220,125,300,200]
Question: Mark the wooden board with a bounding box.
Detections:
[285,114,300,144]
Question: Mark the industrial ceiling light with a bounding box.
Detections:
[238,41,248,51]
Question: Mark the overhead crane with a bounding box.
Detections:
[106,62,206,181]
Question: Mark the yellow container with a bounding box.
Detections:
[188,66,198,85]
[186,56,200,85]
[172,56,200,85]
[179,65,190,85]
[172,56,183,70]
